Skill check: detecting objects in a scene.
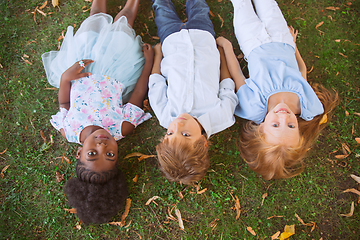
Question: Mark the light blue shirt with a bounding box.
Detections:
[235,42,324,124]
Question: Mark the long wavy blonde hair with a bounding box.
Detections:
[239,83,339,180]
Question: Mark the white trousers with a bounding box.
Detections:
[231,0,295,59]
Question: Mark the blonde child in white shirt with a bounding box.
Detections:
[149,0,238,184]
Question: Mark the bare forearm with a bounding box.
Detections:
[295,46,307,80]
[151,54,162,75]
[58,78,72,110]
[128,59,153,108]
[218,46,231,81]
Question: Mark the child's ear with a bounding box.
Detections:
[259,123,264,133]
[202,135,208,147]
[76,147,82,159]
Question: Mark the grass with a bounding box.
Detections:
[0,0,359,239]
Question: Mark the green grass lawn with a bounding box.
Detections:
[0,0,359,239]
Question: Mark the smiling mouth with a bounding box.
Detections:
[96,134,109,140]
[275,108,290,114]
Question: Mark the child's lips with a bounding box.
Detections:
[275,108,290,114]
[96,134,109,140]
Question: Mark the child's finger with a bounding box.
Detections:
[78,72,92,78]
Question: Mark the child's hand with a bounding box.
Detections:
[61,60,93,83]
[288,26,298,43]
[153,43,163,58]
[143,43,154,63]
[216,36,232,48]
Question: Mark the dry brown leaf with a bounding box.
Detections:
[209,218,219,230]
[335,39,341,42]
[175,209,184,230]
[355,138,360,144]
[108,221,122,226]
[345,110,349,116]
[85,0,93,2]
[63,156,71,164]
[21,56,33,65]
[138,154,155,162]
[310,222,316,232]
[335,154,348,159]
[325,6,340,11]
[234,195,241,219]
[64,208,77,213]
[167,205,177,221]
[132,174,139,183]
[57,30,65,50]
[261,193,268,206]
[295,213,306,225]
[1,165,10,179]
[271,231,281,239]
[316,21,324,29]
[343,188,360,196]
[209,10,215,17]
[339,52,348,58]
[124,152,144,159]
[350,174,360,183]
[267,215,284,219]
[120,198,131,226]
[197,188,207,194]
[307,65,314,74]
[40,130,46,142]
[340,201,354,217]
[52,0,59,7]
[246,226,256,236]
[341,142,351,155]
[0,149,7,155]
[39,1,47,9]
[145,196,161,205]
[353,112,360,116]
[178,191,184,200]
[56,171,64,182]
[218,14,224,28]
[36,8,47,16]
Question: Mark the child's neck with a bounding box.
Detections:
[267,92,301,114]
[79,125,103,143]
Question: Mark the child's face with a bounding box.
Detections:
[77,129,118,172]
[165,113,204,144]
[260,103,300,147]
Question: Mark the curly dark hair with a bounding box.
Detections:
[64,169,128,225]
[76,160,118,184]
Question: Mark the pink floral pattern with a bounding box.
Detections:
[50,74,151,144]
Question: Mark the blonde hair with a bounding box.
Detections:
[239,83,339,180]
[156,137,209,185]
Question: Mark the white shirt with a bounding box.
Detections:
[148,29,238,138]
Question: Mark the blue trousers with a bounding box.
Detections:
[152,0,215,43]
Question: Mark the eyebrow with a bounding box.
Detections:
[86,157,115,162]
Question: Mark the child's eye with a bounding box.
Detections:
[288,124,295,129]
[88,151,97,156]
[182,133,190,137]
[107,152,115,157]
[272,124,279,127]
[166,132,173,136]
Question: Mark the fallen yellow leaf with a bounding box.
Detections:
[218,14,224,28]
[355,138,360,144]
[279,224,295,240]
[138,154,155,162]
[340,201,354,217]
[319,113,327,125]
[325,6,340,11]
[246,226,256,236]
[261,192,268,206]
[124,152,144,159]
[0,149,6,155]
[316,21,324,29]
[132,174,139,183]
[234,195,241,219]
[52,0,59,7]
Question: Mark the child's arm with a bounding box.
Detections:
[58,60,93,110]
[122,43,154,136]
[216,37,246,91]
[151,43,162,75]
[217,45,231,81]
[289,26,307,80]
